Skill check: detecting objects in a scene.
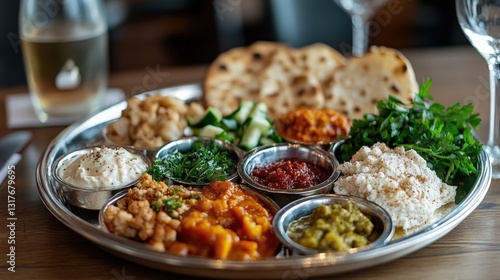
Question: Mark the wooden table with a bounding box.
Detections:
[1,46,499,280]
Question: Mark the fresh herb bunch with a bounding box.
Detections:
[339,79,482,187]
[149,141,236,184]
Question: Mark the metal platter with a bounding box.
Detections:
[36,83,492,279]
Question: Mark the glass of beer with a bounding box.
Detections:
[19,0,108,123]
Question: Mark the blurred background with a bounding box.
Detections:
[0,0,467,88]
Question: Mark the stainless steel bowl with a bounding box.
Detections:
[154,136,244,187]
[329,139,348,163]
[52,144,151,210]
[273,194,394,255]
[237,143,340,207]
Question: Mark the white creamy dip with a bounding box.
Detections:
[58,146,148,190]
[334,142,457,230]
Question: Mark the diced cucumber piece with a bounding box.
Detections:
[240,126,261,150]
[188,107,222,128]
[197,125,226,138]
[227,131,237,141]
[227,100,254,125]
[246,115,272,134]
[259,137,276,146]
[249,102,268,118]
[215,131,234,143]
[221,118,238,131]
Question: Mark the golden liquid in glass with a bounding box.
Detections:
[21,23,108,121]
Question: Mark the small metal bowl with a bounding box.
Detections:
[330,139,347,162]
[237,143,340,207]
[52,145,151,210]
[273,194,394,255]
[154,136,244,187]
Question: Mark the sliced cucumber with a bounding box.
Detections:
[249,102,268,118]
[189,100,280,149]
[259,137,276,146]
[226,100,254,125]
[188,107,222,128]
[196,125,226,138]
[246,115,272,134]
[221,118,238,131]
[240,126,261,150]
[214,131,235,143]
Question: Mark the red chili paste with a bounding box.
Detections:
[251,159,329,190]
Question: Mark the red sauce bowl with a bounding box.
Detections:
[237,143,340,207]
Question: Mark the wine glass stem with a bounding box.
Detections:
[488,60,500,148]
[351,14,370,56]
[486,58,500,178]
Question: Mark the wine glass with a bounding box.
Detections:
[333,0,388,56]
[456,0,500,178]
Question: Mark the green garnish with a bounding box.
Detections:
[151,203,159,212]
[190,193,203,200]
[170,186,184,196]
[148,140,236,184]
[162,197,184,213]
[339,79,482,193]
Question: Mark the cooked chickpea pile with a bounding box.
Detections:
[105,94,204,149]
[103,174,202,250]
[103,174,280,260]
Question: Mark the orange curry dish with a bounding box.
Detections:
[103,174,280,260]
[276,108,351,143]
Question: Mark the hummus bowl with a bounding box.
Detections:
[52,144,151,210]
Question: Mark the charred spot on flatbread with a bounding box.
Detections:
[218,64,227,71]
[252,52,263,61]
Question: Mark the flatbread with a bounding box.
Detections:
[203,43,418,120]
[259,44,348,118]
[294,43,347,86]
[259,49,324,118]
[325,46,418,119]
[203,41,288,115]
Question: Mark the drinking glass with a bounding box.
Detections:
[333,0,388,56]
[19,0,108,123]
[456,0,500,178]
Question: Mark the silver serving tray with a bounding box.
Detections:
[36,83,492,279]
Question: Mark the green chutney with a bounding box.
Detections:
[287,203,376,252]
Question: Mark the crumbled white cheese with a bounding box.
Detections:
[334,143,456,230]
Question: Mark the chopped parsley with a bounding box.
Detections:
[148,140,236,184]
[162,197,184,214]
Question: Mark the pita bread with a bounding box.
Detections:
[295,43,347,84]
[203,41,288,115]
[325,46,418,119]
[203,42,418,121]
[259,49,324,118]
